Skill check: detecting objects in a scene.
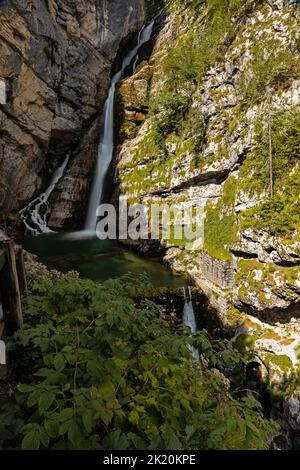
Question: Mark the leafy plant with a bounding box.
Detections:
[0,273,277,450]
[239,109,300,235]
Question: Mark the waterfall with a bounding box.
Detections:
[84,21,154,231]
[20,154,70,235]
[182,287,200,361]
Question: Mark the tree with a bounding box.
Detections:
[267,89,274,197]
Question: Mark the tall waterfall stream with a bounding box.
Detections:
[85,21,154,231]
[20,22,186,289]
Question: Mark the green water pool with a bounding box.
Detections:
[24,232,186,288]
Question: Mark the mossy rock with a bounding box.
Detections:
[232,333,257,358]
[264,353,293,372]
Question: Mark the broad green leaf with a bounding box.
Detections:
[45,418,60,438]
[27,389,42,407]
[39,426,50,448]
[21,431,40,450]
[38,391,56,414]
[18,384,36,393]
[128,410,139,425]
[185,425,195,440]
[59,420,72,436]
[68,421,82,447]
[98,407,113,427]
[54,354,66,371]
[82,410,94,433]
[101,430,129,450]
[99,381,115,400]
[59,408,74,422]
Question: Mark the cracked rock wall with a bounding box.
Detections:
[0,0,144,227]
[115,0,300,315]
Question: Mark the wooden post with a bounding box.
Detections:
[0,240,23,331]
[268,106,273,197]
[0,249,6,339]
[0,249,5,271]
[15,245,27,295]
[0,338,7,378]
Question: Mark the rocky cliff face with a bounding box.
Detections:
[0,0,144,228]
[115,0,300,419]
[116,0,300,314]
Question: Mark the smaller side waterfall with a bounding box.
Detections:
[85,21,154,231]
[20,154,70,234]
[182,287,200,361]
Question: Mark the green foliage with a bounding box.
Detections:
[264,353,293,372]
[272,365,300,400]
[238,49,300,106]
[145,0,166,19]
[204,177,238,261]
[177,0,249,16]
[0,273,277,450]
[239,109,300,235]
[204,209,237,261]
[146,0,252,152]
[232,334,257,358]
[150,92,191,144]
[243,194,300,235]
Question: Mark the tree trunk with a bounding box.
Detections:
[268,97,274,197]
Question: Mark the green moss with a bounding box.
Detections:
[235,260,300,305]
[285,267,300,285]
[237,108,300,236]
[236,260,264,289]
[269,364,300,400]
[120,157,172,197]
[227,307,243,326]
[204,211,237,261]
[119,127,164,172]
[264,353,293,372]
[166,221,202,249]
[204,177,238,261]
[236,259,262,276]
[238,48,300,107]
[232,333,257,357]
[121,0,300,265]
[145,0,252,156]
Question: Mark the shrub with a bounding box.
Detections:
[0,273,277,450]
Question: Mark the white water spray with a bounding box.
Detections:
[20,154,70,234]
[183,287,200,361]
[85,21,154,231]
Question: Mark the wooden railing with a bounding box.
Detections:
[0,231,27,370]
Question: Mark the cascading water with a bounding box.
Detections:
[182,287,200,361]
[84,21,154,231]
[20,23,154,237]
[20,154,70,235]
